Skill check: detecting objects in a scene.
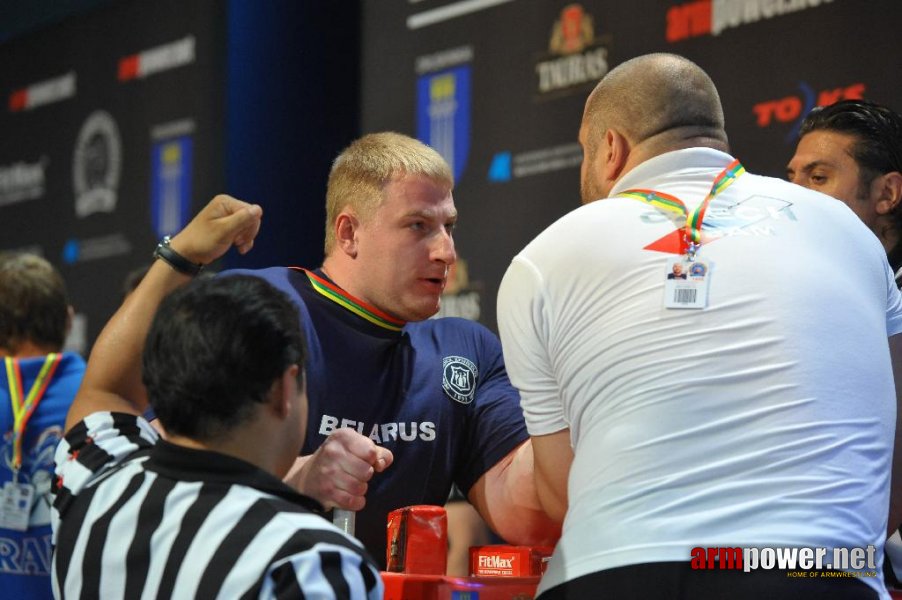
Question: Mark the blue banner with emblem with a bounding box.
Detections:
[416,65,470,183]
[150,135,193,239]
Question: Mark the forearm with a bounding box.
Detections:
[889,334,902,534]
[534,462,568,523]
[472,441,561,546]
[65,259,193,431]
[283,454,314,495]
[65,195,263,432]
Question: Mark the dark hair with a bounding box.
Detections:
[142,275,306,440]
[801,99,902,174]
[0,253,70,353]
[801,99,902,234]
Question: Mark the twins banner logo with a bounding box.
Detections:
[416,66,470,183]
[73,110,122,218]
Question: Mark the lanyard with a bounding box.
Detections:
[3,354,62,474]
[620,159,746,258]
[300,268,406,331]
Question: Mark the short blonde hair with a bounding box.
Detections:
[324,132,453,254]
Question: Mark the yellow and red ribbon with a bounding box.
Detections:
[621,159,746,254]
[298,268,406,332]
[4,353,62,473]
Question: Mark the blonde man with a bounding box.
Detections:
[227,132,559,566]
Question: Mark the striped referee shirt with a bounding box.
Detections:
[51,412,382,599]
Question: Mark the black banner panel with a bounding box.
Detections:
[362,0,902,331]
[0,0,225,352]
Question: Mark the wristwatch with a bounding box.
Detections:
[152,236,204,276]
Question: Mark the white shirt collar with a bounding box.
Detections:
[609,147,739,198]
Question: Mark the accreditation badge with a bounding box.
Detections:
[664,256,711,309]
[0,481,34,531]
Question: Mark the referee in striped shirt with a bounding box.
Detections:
[51,195,383,599]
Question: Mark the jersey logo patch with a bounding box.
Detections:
[442,355,478,404]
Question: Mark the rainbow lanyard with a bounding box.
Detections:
[620,159,746,258]
[299,268,406,332]
[3,354,61,478]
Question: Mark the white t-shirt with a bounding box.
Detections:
[498,148,902,598]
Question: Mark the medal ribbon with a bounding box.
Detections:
[4,354,62,472]
[299,268,406,332]
[620,159,746,254]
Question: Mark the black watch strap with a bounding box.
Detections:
[153,236,204,277]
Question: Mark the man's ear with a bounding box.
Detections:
[334,212,360,258]
[875,171,902,216]
[269,364,300,420]
[602,128,631,185]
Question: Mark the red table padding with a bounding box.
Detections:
[381,572,541,600]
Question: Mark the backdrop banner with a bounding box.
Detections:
[362,0,901,331]
[0,0,225,353]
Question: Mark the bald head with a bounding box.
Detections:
[583,53,728,155]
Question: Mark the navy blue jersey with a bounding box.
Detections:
[224,267,529,566]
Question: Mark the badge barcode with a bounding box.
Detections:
[674,288,697,304]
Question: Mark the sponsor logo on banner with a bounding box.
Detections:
[535,4,610,98]
[488,142,583,182]
[416,46,472,183]
[118,36,196,82]
[752,81,865,142]
[8,72,76,113]
[62,233,132,265]
[433,258,481,321]
[0,157,47,207]
[667,0,834,42]
[442,355,478,404]
[73,111,122,218]
[150,120,194,238]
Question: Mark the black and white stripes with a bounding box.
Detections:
[51,412,382,599]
